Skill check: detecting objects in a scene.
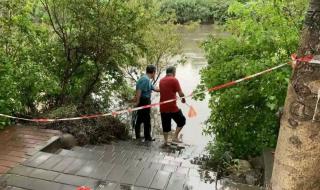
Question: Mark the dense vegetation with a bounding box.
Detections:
[0,0,180,129]
[0,0,310,166]
[160,0,233,24]
[199,0,308,163]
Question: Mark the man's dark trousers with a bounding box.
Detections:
[135,97,152,140]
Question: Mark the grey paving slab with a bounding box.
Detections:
[76,161,101,177]
[63,150,102,160]
[166,173,186,190]
[63,158,88,174]
[130,187,147,190]
[162,165,177,173]
[23,152,52,168]
[90,162,114,180]
[184,176,200,190]
[29,178,62,190]
[60,184,77,190]
[150,171,171,190]
[114,184,134,190]
[4,140,235,190]
[113,152,128,165]
[135,168,157,188]
[149,163,163,170]
[106,165,128,182]
[6,175,34,189]
[54,174,98,188]
[8,187,28,190]
[133,152,145,160]
[124,160,139,169]
[71,146,83,151]
[57,149,70,156]
[120,166,143,185]
[175,167,189,176]
[0,173,10,186]
[188,168,201,177]
[38,155,63,170]
[22,152,42,163]
[94,145,107,151]
[51,157,74,172]
[136,161,151,168]
[9,165,34,176]
[112,152,122,161]
[97,182,118,190]
[101,153,114,162]
[197,181,214,190]
[84,144,96,149]
[125,151,134,158]
[29,168,59,181]
[157,160,170,166]
[6,187,27,190]
[152,155,166,162]
[168,160,181,167]
[103,145,115,152]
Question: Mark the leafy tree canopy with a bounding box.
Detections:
[199,0,308,159]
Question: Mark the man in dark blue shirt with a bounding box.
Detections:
[135,65,159,141]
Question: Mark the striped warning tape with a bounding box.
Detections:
[0,54,318,123]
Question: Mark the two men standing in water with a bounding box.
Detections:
[134,65,186,146]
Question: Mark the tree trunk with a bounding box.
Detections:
[270,0,320,189]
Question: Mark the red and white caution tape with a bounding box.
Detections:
[291,54,320,66]
[0,54,318,123]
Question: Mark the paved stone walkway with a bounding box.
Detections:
[0,126,61,176]
[0,138,261,190]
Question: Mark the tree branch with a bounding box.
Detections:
[40,0,64,41]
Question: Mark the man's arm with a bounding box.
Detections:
[135,89,141,106]
[135,89,142,106]
[178,90,186,103]
[175,79,186,103]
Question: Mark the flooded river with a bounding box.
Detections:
[174,25,213,148]
[154,25,225,152]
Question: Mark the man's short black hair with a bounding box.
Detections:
[166,66,176,75]
[146,65,156,74]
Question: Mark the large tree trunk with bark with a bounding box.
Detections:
[270,0,320,189]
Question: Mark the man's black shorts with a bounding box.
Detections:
[161,109,186,133]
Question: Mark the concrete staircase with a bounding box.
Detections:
[1,140,261,190]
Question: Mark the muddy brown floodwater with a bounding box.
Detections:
[153,24,227,154]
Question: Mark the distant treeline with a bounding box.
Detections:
[160,0,234,24]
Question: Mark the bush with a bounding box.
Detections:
[200,0,308,159]
[0,0,181,131]
[43,105,130,145]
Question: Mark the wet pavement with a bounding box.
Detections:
[0,126,61,176]
[0,139,261,190]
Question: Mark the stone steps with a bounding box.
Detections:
[2,141,215,190]
[56,148,188,167]
[4,152,213,190]
[20,150,208,179]
[2,141,262,190]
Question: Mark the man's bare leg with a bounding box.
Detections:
[172,127,183,143]
[163,132,169,145]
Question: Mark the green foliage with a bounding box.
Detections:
[0,0,181,129]
[200,0,308,159]
[160,0,234,24]
[123,1,182,83]
[0,0,59,128]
